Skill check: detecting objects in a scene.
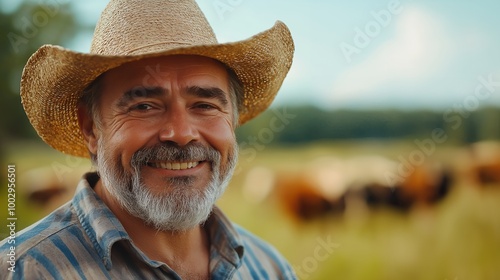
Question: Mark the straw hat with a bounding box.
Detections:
[20,0,294,158]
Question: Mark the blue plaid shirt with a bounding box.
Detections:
[0,173,296,279]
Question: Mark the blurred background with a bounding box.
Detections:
[1,0,499,279]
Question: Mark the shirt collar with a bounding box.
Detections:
[72,172,130,270]
[71,172,246,270]
[205,206,245,268]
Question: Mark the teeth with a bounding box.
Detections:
[152,161,199,170]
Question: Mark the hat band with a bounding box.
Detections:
[121,41,211,55]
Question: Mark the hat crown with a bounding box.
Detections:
[90,0,218,56]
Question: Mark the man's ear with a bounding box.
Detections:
[77,104,98,155]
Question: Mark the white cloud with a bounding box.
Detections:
[330,6,455,106]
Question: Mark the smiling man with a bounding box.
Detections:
[0,0,294,279]
[82,56,239,234]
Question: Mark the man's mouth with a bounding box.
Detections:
[148,161,201,170]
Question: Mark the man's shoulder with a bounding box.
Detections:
[233,224,297,279]
[0,201,80,258]
[233,224,271,248]
[233,224,283,258]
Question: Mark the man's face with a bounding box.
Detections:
[90,55,238,231]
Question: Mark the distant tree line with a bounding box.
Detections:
[0,2,94,159]
[1,2,83,140]
[236,106,500,145]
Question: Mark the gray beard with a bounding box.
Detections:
[96,140,238,232]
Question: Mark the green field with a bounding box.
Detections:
[1,140,499,280]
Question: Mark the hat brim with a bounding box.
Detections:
[21,21,294,158]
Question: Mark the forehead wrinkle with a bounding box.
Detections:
[116,86,167,108]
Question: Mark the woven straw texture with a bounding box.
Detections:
[20,0,294,157]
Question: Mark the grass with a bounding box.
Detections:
[1,140,499,279]
[218,180,500,280]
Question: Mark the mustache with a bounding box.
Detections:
[130,142,220,167]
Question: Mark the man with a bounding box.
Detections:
[0,0,295,279]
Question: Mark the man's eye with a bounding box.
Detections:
[131,103,153,111]
[195,103,216,110]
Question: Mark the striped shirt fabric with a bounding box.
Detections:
[0,172,297,279]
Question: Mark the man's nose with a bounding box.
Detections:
[158,106,200,146]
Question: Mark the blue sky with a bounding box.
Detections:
[6,0,500,110]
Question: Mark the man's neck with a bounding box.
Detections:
[93,179,210,278]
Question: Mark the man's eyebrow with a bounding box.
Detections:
[116,87,165,107]
[187,86,229,107]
